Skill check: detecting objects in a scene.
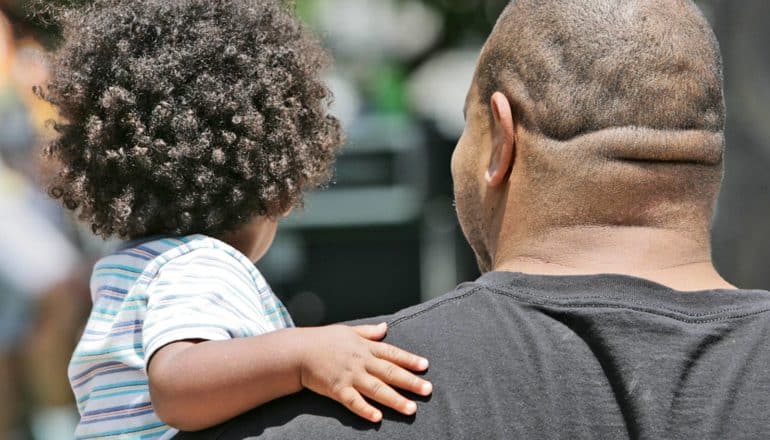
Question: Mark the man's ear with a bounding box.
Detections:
[486,92,516,187]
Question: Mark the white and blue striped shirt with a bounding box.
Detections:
[69,235,293,439]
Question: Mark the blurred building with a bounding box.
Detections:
[261,0,491,325]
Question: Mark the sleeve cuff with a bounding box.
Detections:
[144,327,232,368]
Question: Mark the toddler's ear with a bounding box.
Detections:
[282,208,294,218]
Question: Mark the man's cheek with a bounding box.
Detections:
[450,137,466,180]
[450,149,459,182]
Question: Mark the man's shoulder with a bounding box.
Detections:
[174,279,533,440]
[348,277,539,351]
[354,280,491,328]
[175,273,770,440]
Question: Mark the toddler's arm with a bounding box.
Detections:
[147,323,432,432]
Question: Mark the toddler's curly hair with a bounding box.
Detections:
[38,0,343,239]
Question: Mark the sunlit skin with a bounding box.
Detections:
[147,218,433,431]
[452,83,735,292]
[219,215,280,262]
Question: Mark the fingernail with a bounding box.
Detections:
[421,381,433,395]
[405,401,417,414]
[418,358,429,370]
[372,410,383,422]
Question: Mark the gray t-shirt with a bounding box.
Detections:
[178,272,770,439]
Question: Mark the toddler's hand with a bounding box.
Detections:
[298,323,432,423]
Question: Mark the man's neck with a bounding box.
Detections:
[493,226,735,292]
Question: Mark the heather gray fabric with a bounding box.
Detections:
[178,272,770,439]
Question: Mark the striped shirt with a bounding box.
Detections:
[69,235,293,439]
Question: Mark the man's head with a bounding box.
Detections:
[452,0,726,272]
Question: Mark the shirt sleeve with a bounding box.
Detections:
[142,247,274,362]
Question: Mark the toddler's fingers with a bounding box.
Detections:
[366,358,433,397]
[356,375,417,417]
[334,386,383,423]
[353,322,388,341]
[370,342,429,372]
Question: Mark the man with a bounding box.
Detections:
[180,0,770,438]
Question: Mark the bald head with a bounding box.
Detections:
[451,0,728,270]
[477,0,724,141]
[451,0,731,275]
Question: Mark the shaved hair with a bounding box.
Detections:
[473,0,726,231]
[478,0,724,141]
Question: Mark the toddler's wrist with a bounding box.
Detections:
[288,327,315,390]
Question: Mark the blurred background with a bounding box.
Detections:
[0,0,768,438]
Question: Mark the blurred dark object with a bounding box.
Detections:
[711,0,770,289]
[261,115,431,325]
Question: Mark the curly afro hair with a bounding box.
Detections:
[38,0,343,240]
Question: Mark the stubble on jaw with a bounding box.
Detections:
[453,172,493,274]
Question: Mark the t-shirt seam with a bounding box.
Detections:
[140,237,256,290]
[388,287,486,329]
[483,282,770,321]
[387,284,770,329]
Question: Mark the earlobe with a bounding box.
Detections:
[486,92,516,187]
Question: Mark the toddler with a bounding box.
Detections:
[39,1,432,438]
